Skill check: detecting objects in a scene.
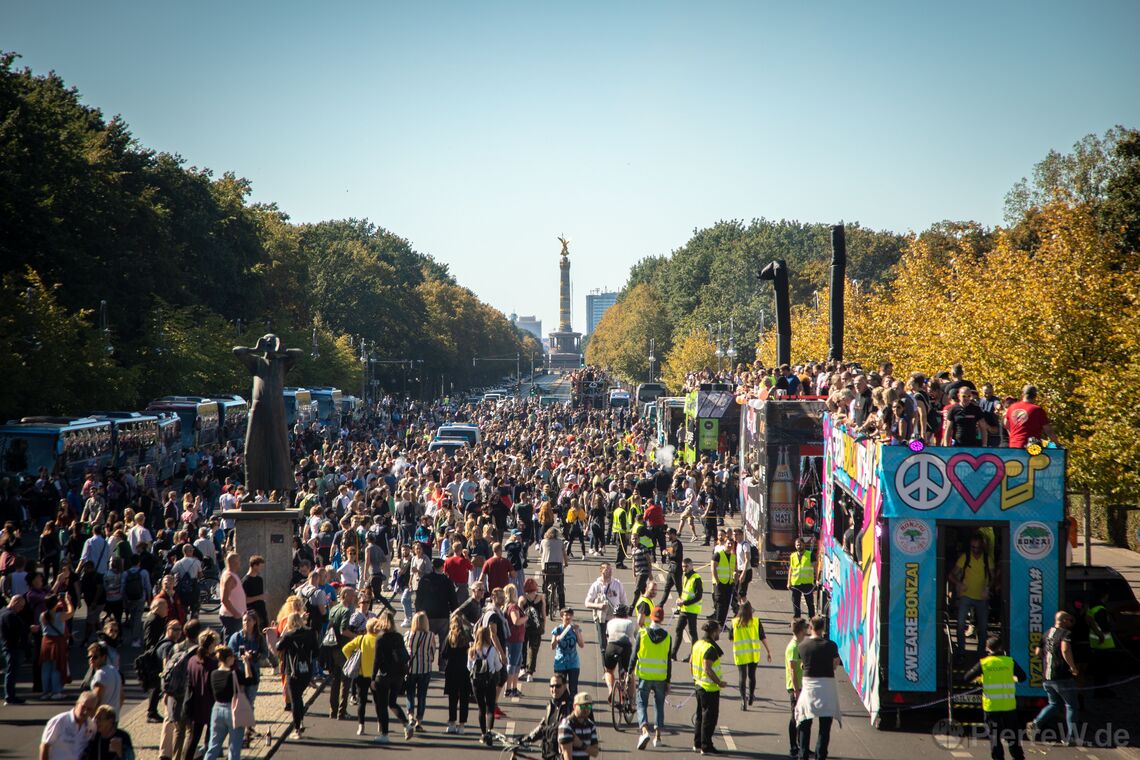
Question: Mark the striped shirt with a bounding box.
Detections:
[558,715,598,760]
[404,630,437,675]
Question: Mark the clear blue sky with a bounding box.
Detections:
[5,1,1139,334]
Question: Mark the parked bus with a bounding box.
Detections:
[309,387,344,429]
[655,397,685,448]
[738,397,826,587]
[818,414,1065,727]
[155,413,183,480]
[680,386,740,464]
[210,395,249,445]
[283,388,315,428]
[92,412,161,470]
[635,382,665,407]
[0,416,113,484]
[336,395,364,424]
[145,397,221,450]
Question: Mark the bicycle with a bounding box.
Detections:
[610,665,636,731]
[543,565,564,621]
[486,731,542,760]
[197,566,221,614]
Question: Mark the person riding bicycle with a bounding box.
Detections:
[540,527,568,612]
[523,673,573,760]
[602,605,637,701]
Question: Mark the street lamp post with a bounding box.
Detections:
[648,338,656,381]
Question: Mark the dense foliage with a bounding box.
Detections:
[0,53,536,420]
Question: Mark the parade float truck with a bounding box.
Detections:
[739,397,826,588]
[680,385,739,465]
[818,414,1065,727]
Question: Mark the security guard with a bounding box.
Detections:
[730,600,771,710]
[710,542,736,624]
[672,558,703,661]
[788,537,816,619]
[963,636,1027,760]
[691,620,729,755]
[612,499,630,569]
[631,606,672,750]
[1087,587,1117,697]
[635,582,657,629]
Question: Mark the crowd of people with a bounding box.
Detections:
[0,361,1079,760]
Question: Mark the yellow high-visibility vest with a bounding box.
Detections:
[789,550,815,586]
[680,572,702,615]
[1089,605,1116,650]
[612,506,628,534]
[714,550,734,585]
[732,617,761,665]
[635,629,671,682]
[691,639,722,692]
[636,595,655,627]
[977,656,1017,712]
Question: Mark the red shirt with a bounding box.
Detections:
[481,556,514,591]
[643,503,665,527]
[443,554,472,585]
[1005,401,1048,448]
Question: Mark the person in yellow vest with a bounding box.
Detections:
[691,620,729,755]
[788,537,816,619]
[634,582,657,629]
[785,618,810,758]
[1086,586,1117,698]
[672,558,703,662]
[729,600,771,710]
[612,502,630,570]
[962,636,1027,760]
[709,543,735,625]
[631,606,672,750]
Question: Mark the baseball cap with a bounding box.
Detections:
[573,691,593,706]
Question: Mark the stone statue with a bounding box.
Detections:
[233,334,302,497]
[558,235,570,257]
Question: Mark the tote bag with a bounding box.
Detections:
[231,671,255,728]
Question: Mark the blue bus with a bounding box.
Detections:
[337,395,364,424]
[283,388,315,429]
[210,395,249,445]
[146,397,221,450]
[309,387,343,429]
[155,413,183,480]
[0,416,114,484]
[92,412,161,470]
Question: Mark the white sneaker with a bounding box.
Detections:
[357,725,365,736]
[653,736,661,748]
[401,619,411,628]
[457,724,466,735]
[525,673,533,682]
[637,732,651,750]
[374,734,391,744]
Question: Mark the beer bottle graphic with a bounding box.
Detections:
[769,446,796,548]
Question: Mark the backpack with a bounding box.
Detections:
[161,647,195,698]
[300,586,325,626]
[125,569,145,602]
[175,571,197,602]
[524,603,542,632]
[749,543,760,567]
[379,634,409,678]
[134,646,162,688]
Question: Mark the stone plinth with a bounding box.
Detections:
[219,503,302,623]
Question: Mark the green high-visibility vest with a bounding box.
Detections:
[680,572,702,615]
[691,639,722,692]
[634,521,654,549]
[978,655,1017,712]
[789,550,815,586]
[635,629,671,681]
[1089,605,1116,649]
[732,617,761,665]
[714,550,734,585]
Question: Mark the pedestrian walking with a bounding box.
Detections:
[204,645,254,760]
[551,608,585,697]
[631,606,671,750]
[275,612,317,738]
[671,558,702,661]
[469,624,505,746]
[785,618,809,758]
[793,616,843,760]
[404,611,436,730]
[440,617,473,734]
[963,636,1027,760]
[691,620,729,755]
[730,600,771,709]
[1027,611,1081,746]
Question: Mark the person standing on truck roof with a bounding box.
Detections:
[963,636,1027,760]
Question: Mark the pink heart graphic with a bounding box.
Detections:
[946,453,1004,513]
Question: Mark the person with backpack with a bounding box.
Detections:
[519,579,547,681]
[178,628,220,760]
[123,554,151,648]
[78,559,107,646]
[440,616,473,734]
[276,612,318,739]
[372,610,414,742]
[139,598,172,721]
[159,618,201,759]
[171,544,203,618]
[469,624,505,747]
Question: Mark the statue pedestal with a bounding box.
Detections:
[219,503,302,623]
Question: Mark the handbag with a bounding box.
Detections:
[231,671,254,728]
[321,624,338,648]
[343,642,362,680]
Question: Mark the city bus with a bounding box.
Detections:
[210,395,249,445]
[738,397,826,586]
[0,416,113,484]
[283,388,315,428]
[680,386,739,464]
[309,387,344,429]
[145,397,221,450]
[818,414,1065,727]
[336,395,364,424]
[92,412,162,470]
[155,413,183,480]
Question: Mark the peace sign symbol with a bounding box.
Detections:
[894,453,951,511]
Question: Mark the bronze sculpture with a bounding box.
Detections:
[558,235,570,257]
[233,334,302,497]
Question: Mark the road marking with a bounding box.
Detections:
[719,726,736,751]
[949,752,971,758]
[506,720,516,737]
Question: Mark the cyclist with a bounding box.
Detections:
[631,606,672,750]
[540,527,568,613]
[602,605,637,702]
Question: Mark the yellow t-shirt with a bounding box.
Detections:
[954,552,990,600]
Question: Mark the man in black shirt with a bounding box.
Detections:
[241,555,268,628]
[794,616,842,760]
[942,387,998,447]
[0,596,28,704]
[659,528,684,608]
